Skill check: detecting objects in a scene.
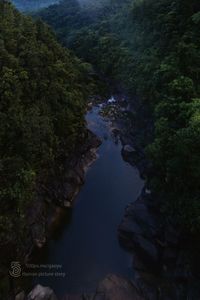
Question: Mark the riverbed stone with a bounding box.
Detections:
[121,144,139,166]
[123,144,136,153]
[27,285,58,300]
[15,291,25,300]
[94,274,144,300]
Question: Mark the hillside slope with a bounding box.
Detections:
[37,0,200,232]
[0,0,93,285]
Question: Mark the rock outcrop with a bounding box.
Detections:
[15,291,26,300]
[94,274,144,300]
[119,189,162,269]
[118,188,200,299]
[27,285,57,300]
[62,274,144,300]
[28,129,101,250]
[1,129,101,300]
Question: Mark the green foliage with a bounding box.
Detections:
[0,1,92,248]
[131,0,200,231]
[35,0,136,92]
[192,11,200,24]
[37,0,200,232]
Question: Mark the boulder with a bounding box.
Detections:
[15,291,25,300]
[119,196,161,268]
[27,285,57,300]
[121,144,138,165]
[34,237,46,249]
[145,188,151,195]
[123,145,136,153]
[94,274,144,300]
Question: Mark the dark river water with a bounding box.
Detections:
[34,104,144,297]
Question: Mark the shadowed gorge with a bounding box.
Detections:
[33,105,144,297]
[0,1,94,294]
[37,0,200,232]
[1,0,200,299]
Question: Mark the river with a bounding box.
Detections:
[34,101,144,297]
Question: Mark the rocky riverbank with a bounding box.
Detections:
[10,97,200,300]
[118,188,200,299]
[108,97,200,299]
[1,129,101,300]
[29,129,102,250]
[15,274,145,300]
[95,96,200,299]
[12,98,147,300]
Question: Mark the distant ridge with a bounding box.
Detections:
[11,0,60,11]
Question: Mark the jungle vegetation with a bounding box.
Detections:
[0,0,93,254]
[37,0,200,232]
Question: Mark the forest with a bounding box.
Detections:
[0,0,94,264]
[1,0,200,298]
[37,0,200,232]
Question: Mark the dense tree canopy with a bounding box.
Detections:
[0,0,93,249]
[37,0,200,232]
[130,0,200,231]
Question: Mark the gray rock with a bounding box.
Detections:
[123,145,136,153]
[27,285,57,300]
[34,237,46,248]
[145,188,151,195]
[119,198,158,244]
[95,274,144,300]
[119,196,161,270]
[15,291,25,300]
[63,200,71,208]
[119,218,144,235]
[136,236,158,263]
